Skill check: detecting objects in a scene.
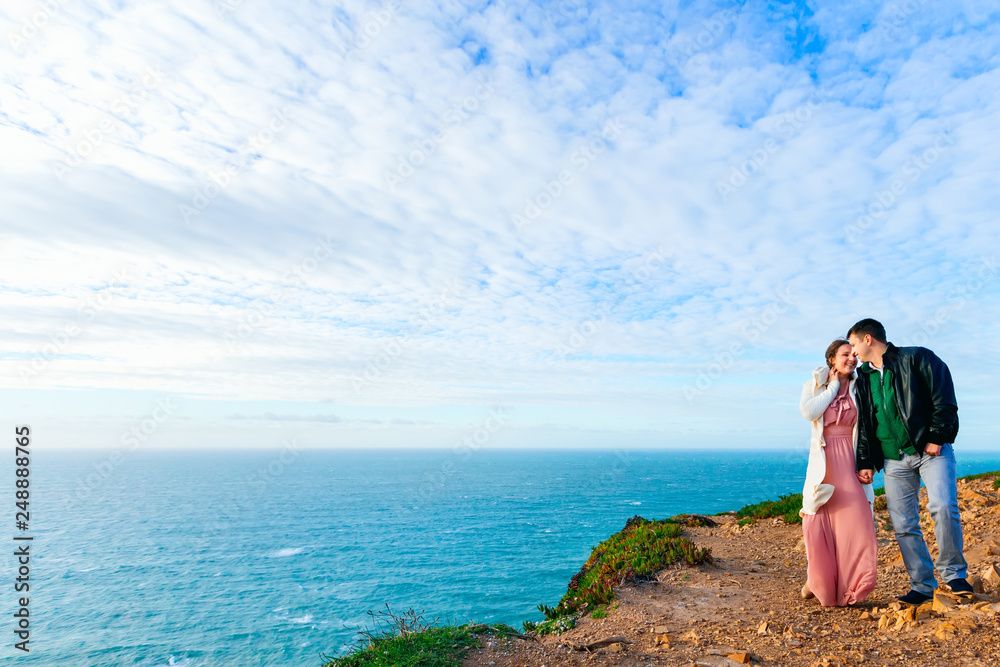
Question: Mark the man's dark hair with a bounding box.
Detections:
[847,318,887,344]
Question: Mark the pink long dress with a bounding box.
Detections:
[802,382,878,606]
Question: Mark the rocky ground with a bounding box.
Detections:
[463,475,1000,667]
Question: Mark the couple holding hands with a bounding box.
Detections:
[799,318,971,607]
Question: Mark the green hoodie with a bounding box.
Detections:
[863,362,916,460]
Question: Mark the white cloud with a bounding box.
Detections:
[1,0,999,447]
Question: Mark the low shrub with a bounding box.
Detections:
[324,605,518,667]
[523,516,710,634]
[735,493,803,525]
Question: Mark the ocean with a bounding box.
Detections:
[5,448,999,666]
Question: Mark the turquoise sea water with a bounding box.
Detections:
[4,448,999,666]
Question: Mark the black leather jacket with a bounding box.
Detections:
[855,343,959,472]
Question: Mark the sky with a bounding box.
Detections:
[1,0,998,451]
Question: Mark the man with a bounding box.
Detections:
[848,318,971,605]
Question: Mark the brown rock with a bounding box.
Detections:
[960,490,993,505]
[988,541,1000,556]
[652,625,670,634]
[693,657,742,667]
[756,620,771,635]
[934,621,958,640]
[932,590,964,614]
[728,652,751,664]
[982,563,1000,587]
[951,612,978,633]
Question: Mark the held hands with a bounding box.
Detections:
[857,469,874,485]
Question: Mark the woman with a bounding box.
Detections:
[798,339,877,606]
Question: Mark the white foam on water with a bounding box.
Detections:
[159,656,195,667]
[268,547,305,558]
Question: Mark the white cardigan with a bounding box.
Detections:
[799,366,875,516]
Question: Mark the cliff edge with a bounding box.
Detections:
[464,474,1000,667]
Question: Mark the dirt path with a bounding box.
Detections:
[464,476,1000,667]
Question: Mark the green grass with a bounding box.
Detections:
[523,516,710,635]
[323,606,520,667]
[732,469,1000,526]
[324,625,479,667]
[735,493,804,524]
[960,470,1000,482]
[590,606,609,619]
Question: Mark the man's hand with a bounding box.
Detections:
[857,469,874,484]
[925,443,942,456]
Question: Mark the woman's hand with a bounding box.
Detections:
[831,363,850,384]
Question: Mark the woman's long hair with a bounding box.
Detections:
[825,339,850,369]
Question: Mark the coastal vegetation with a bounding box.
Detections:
[526,516,710,635]
[322,605,522,667]
[326,516,710,664]
[960,469,1000,489]
[734,492,804,525]
[728,471,1000,529]
[325,469,1000,665]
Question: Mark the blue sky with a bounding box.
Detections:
[1,0,999,450]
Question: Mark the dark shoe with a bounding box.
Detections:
[897,590,933,605]
[947,578,974,596]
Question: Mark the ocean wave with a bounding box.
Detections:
[268,547,305,558]
[162,656,197,666]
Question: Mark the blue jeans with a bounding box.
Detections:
[883,443,968,595]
